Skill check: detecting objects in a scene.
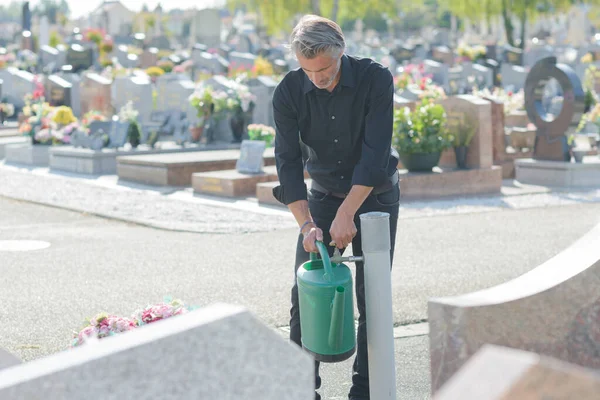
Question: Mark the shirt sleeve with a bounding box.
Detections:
[351,66,394,188]
[271,84,307,205]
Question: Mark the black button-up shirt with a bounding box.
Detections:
[271,54,398,205]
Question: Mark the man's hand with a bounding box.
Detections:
[329,209,357,249]
[302,223,324,253]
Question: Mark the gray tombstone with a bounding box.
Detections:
[524,57,585,161]
[66,44,93,73]
[0,304,313,400]
[155,74,195,114]
[0,68,35,109]
[192,51,229,75]
[107,121,130,149]
[504,46,524,66]
[193,9,221,47]
[229,51,256,71]
[46,75,72,108]
[424,59,449,89]
[247,76,277,127]
[501,63,528,91]
[236,140,266,174]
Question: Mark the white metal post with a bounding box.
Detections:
[359,211,396,400]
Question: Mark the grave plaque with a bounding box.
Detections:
[107,121,130,149]
[236,140,266,174]
[504,46,523,65]
[66,44,93,72]
[391,45,415,63]
[524,57,585,161]
[46,75,72,108]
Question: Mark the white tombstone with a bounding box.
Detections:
[194,9,221,47]
[39,16,50,48]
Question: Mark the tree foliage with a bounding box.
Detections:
[437,0,600,49]
[227,0,399,36]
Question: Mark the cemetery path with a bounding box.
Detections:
[2,197,600,357]
[2,198,600,399]
[2,164,600,236]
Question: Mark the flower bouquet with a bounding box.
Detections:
[71,298,195,347]
[247,123,275,147]
[71,313,137,347]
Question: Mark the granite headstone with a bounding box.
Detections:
[524,57,585,161]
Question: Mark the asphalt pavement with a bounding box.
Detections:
[2,197,600,398]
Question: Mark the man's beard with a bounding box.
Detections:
[313,59,341,89]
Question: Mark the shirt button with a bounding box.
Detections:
[334,139,338,143]
[331,115,335,120]
[341,176,344,179]
[337,160,341,164]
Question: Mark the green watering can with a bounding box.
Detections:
[297,241,356,363]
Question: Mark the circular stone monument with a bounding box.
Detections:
[0,240,51,252]
[524,57,585,162]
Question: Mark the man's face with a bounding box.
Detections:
[297,52,342,90]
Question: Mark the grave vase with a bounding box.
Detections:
[190,125,204,142]
[229,108,245,143]
[454,146,469,169]
[398,151,442,172]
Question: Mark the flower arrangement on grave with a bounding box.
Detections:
[394,64,446,100]
[456,44,487,62]
[247,124,276,147]
[471,87,525,116]
[583,65,598,112]
[71,313,138,347]
[0,102,14,123]
[253,56,275,76]
[81,110,107,128]
[71,298,195,347]
[118,101,141,147]
[131,298,190,326]
[52,106,77,127]
[392,100,453,172]
[157,60,174,73]
[581,53,593,64]
[145,66,165,78]
[83,28,105,47]
[101,40,114,55]
[173,59,193,74]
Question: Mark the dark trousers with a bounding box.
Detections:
[290,183,400,399]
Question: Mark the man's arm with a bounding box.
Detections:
[271,84,322,243]
[330,67,394,249]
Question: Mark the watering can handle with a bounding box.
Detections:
[310,241,335,281]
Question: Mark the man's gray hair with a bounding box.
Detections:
[289,15,346,59]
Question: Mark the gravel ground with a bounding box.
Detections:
[1,163,600,234]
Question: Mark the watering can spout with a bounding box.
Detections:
[328,286,345,350]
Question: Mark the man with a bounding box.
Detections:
[271,14,400,400]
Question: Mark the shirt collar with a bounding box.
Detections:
[302,54,355,94]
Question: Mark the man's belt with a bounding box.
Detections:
[310,170,399,199]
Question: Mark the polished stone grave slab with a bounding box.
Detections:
[117,147,275,186]
[434,345,600,400]
[0,137,29,159]
[4,143,51,166]
[0,304,314,400]
[515,157,600,188]
[398,166,502,200]
[49,143,240,176]
[192,165,280,197]
[428,222,600,393]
